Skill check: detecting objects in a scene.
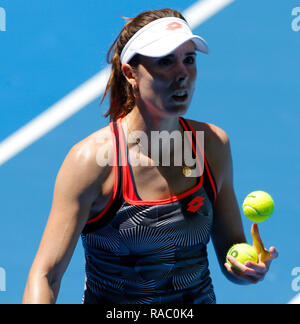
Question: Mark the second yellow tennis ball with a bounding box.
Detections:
[242,191,274,223]
[226,243,258,269]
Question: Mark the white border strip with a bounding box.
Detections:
[0,0,235,167]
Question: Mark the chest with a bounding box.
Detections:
[130,162,199,201]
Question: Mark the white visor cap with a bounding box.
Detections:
[120,17,209,65]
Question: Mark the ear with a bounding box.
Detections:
[121,64,138,88]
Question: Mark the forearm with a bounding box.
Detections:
[22,272,60,304]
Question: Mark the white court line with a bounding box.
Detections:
[0,0,235,167]
[288,293,300,304]
[184,0,234,29]
[0,66,111,166]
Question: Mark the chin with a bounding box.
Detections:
[166,104,189,116]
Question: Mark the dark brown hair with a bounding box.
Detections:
[101,8,186,121]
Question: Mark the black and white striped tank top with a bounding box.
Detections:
[81,117,217,304]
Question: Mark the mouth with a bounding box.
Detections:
[171,90,188,103]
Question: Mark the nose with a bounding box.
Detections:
[175,61,189,84]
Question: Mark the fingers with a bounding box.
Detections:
[224,257,264,284]
[251,223,265,254]
[244,260,267,275]
[269,246,279,259]
[262,246,279,264]
[225,256,266,284]
[225,244,279,285]
[226,256,257,275]
[251,224,278,262]
[224,263,259,284]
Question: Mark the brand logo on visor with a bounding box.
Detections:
[166,22,183,31]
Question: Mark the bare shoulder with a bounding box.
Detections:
[57,124,115,199]
[67,125,114,170]
[186,119,231,191]
[186,118,230,151]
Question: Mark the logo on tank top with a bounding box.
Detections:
[187,196,205,213]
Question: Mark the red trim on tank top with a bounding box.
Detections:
[117,117,205,206]
[183,119,218,203]
[86,122,120,224]
[117,118,141,202]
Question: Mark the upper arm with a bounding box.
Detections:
[29,138,112,285]
[208,128,246,271]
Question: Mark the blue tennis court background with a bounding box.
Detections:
[0,0,299,304]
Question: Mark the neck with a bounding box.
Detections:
[121,106,185,165]
[122,105,181,136]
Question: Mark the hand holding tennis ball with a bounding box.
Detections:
[225,225,279,283]
[242,191,274,223]
[226,243,258,270]
[224,190,278,283]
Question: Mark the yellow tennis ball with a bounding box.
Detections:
[242,190,274,223]
[226,243,258,269]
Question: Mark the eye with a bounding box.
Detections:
[184,55,196,65]
[157,56,174,66]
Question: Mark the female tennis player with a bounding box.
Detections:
[23,8,278,304]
